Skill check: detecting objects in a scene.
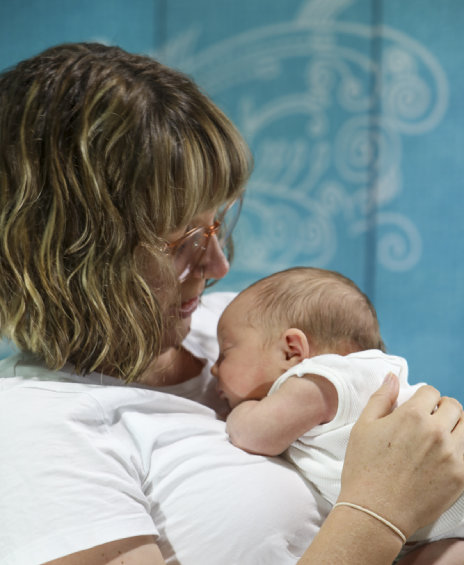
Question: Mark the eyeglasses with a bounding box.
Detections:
[165,196,243,282]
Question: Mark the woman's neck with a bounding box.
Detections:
[139,346,205,387]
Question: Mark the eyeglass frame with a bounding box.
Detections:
[164,195,243,282]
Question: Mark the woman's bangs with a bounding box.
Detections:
[172,110,252,228]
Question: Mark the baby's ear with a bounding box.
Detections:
[280,329,311,366]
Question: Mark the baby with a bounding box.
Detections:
[211,267,464,564]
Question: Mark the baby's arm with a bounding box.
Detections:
[226,374,338,456]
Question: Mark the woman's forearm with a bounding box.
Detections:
[297,505,402,565]
[45,536,165,565]
[297,374,464,565]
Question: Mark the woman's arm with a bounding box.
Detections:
[296,374,464,565]
[299,503,404,564]
[45,536,165,565]
[397,539,464,564]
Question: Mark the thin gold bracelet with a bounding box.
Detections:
[333,502,407,544]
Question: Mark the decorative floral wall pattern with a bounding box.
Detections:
[161,0,448,281]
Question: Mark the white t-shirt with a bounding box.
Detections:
[0,293,331,565]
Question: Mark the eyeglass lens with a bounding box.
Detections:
[174,198,243,281]
[217,198,242,247]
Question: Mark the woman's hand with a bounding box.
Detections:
[299,374,464,565]
[339,373,464,539]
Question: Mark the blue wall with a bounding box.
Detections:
[1,0,464,400]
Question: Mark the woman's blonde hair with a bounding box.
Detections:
[243,267,385,353]
[0,43,252,381]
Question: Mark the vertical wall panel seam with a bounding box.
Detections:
[156,0,167,56]
[365,0,384,304]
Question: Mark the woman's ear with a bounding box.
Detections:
[280,328,311,367]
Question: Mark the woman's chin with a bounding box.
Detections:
[160,315,192,351]
[178,315,192,343]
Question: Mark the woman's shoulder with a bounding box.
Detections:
[0,355,161,565]
[0,353,217,423]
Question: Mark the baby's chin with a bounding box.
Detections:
[216,387,233,407]
[227,397,245,410]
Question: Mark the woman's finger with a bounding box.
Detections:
[395,384,441,416]
[449,412,464,448]
[431,396,464,431]
[453,418,464,465]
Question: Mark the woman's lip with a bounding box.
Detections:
[180,296,200,318]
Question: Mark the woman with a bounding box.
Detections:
[0,43,463,565]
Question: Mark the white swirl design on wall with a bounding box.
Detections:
[351,212,423,272]
[158,0,448,275]
[334,115,402,193]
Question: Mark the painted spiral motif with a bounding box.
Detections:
[160,0,448,280]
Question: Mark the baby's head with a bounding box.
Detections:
[212,267,384,408]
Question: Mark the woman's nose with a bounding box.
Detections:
[211,360,219,377]
[201,235,230,280]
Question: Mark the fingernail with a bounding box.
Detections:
[383,372,394,384]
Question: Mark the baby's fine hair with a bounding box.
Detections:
[244,267,385,353]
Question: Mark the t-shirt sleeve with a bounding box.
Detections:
[268,351,413,432]
[0,383,157,565]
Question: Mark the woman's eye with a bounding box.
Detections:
[174,241,188,257]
